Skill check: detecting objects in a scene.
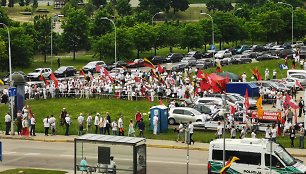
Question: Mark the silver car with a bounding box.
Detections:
[168,107,210,125]
[181,57,196,66]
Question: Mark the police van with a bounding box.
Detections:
[208,138,306,174]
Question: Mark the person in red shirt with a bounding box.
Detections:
[134,111,142,128]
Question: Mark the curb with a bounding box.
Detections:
[1,135,306,158]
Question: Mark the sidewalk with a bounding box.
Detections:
[0,133,305,157]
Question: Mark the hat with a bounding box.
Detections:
[299,123,303,126]
[97,113,100,115]
[63,108,66,110]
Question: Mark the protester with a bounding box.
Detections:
[43,116,50,136]
[138,118,145,138]
[111,120,118,135]
[135,111,142,128]
[188,121,194,145]
[153,114,159,135]
[65,114,71,136]
[177,122,184,143]
[118,114,124,136]
[128,119,135,137]
[216,121,222,139]
[30,115,36,136]
[78,113,84,136]
[16,111,22,135]
[271,124,277,142]
[299,97,304,118]
[50,115,56,136]
[60,108,67,126]
[289,126,295,148]
[22,117,29,136]
[94,113,100,134]
[230,125,236,139]
[299,123,305,149]
[86,114,92,132]
[4,112,11,135]
[239,126,246,139]
[105,112,111,135]
[251,129,256,138]
[265,125,272,139]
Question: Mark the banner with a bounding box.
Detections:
[251,111,281,121]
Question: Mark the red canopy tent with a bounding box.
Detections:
[209,73,226,93]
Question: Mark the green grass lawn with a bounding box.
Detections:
[0,168,67,174]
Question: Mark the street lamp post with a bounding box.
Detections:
[278,2,294,45]
[220,94,228,167]
[151,12,164,25]
[0,23,14,135]
[200,13,215,60]
[101,17,117,63]
[50,15,58,69]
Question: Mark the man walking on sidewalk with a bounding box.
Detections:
[30,115,36,136]
[78,113,84,136]
[299,123,305,149]
[4,112,11,135]
[65,114,71,136]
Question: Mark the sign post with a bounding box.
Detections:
[9,87,16,135]
[0,141,2,161]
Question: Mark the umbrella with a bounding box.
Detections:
[218,71,240,81]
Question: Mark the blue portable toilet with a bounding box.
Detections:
[150,105,168,133]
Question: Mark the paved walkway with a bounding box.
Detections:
[1,133,305,157]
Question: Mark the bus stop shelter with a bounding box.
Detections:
[74,134,146,174]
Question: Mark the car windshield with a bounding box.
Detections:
[191,109,201,115]
[217,51,225,54]
[57,67,66,71]
[33,69,41,73]
[86,62,96,66]
[274,145,296,166]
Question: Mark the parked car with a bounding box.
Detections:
[82,61,107,73]
[231,55,252,64]
[127,59,145,68]
[166,53,183,63]
[287,73,306,87]
[106,61,128,70]
[216,57,232,66]
[194,97,235,108]
[256,54,279,61]
[2,71,27,84]
[149,56,166,65]
[279,49,294,58]
[54,66,76,77]
[255,81,290,92]
[186,51,203,59]
[300,46,306,59]
[168,107,210,125]
[109,68,125,78]
[181,57,196,66]
[196,59,214,69]
[189,103,213,115]
[27,68,52,80]
[234,45,251,54]
[292,41,304,48]
[214,50,232,59]
[172,63,189,72]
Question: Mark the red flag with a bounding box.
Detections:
[244,88,250,114]
[252,68,262,81]
[225,74,230,84]
[159,98,163,105]
[295,80,304,90]
[96,64,102,73]
[103,68,110,76]
[134,76,140,83]
[39,74,49,87]
[230,105,236,115]
[284,94,299,109]
[80,69,86,78]
[50,73,59,88]
[197,69,204,79]
[157,64,164,74]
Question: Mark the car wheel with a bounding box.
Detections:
[196,119,202,122]
[168,118,176,125]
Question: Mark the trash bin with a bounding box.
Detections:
[150,105,168,133]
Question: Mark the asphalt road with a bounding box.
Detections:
[0,139,206,174]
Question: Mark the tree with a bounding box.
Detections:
[32,0,38,9]
[90,0,106,8]
[62,9,89,60]
[170,0,189,14]
[19,0,25,6]
[90,9,113,37]
[0,39,8,72]
[180,23,204,52]
[258,11,285,42]
[206,0,233,12]
[33,15,51,63]
[130,23,157,58]
[1,0,6,6]
[155,23,181,53]
[115,0,132,17]
[25,0,30,6]
[244,21,265,43]
[8,0,14,7]
[138,0,171,14]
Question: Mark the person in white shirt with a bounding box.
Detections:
[107,156,116,173]
[230,125,236,139]
[177,122,184,143]
[43,116,50,136]
[65,114,71,136]
[49,115,56,136]
[4,112,11,135]
[264,68,269,80]
[271,124,277,142]
[30,115,36,136]
[86,114,92,132]
[283,120,292,136]
[265,125,272,139]
[216,122,222,139]
[94,113,100,134]
[153,115,159,135]
[241,72,247,82]
[118,114,124,136]
[240,126,246,139]
[111,120,118,135]
[78,113,84,136]
[188,121,194,145]
[251,130,256,138]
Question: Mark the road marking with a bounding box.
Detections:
[2,152,17,155]
[60,154,74,157]
[148,160,206,166]
[24,153,40,156]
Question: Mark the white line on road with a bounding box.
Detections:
[148,160,206,166]
[24,153,40,156]
[60,154,74,157]
[2,152,16,155]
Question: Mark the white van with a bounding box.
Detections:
[208,138,306,174]
[287,70,306,77]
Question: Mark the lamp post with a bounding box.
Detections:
[50,15,58,69]
[101,17,117,63]
[278,2,294,45]
[0,23,13,135]
[220,94,228,167]
[200,13,215,60]
[151,11,164,25]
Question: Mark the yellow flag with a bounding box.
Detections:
[256,96,262,109]
[220,156,240,174]
[0,79,4,85]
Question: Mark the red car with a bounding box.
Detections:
[127,59,145,68]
